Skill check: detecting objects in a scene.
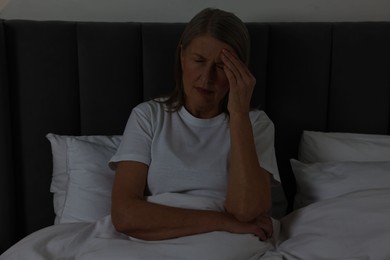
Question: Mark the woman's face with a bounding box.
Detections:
[180,34,235,118]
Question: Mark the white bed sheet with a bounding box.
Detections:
[2,189,390,259]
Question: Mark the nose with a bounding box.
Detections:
[201,64,216,85]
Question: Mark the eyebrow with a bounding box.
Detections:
[192,53,205,59]
[192,53,223,64]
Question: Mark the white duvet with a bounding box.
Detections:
[2,189,390,259]
[0,193,279,260]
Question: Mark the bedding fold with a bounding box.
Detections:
[1,193,280,260]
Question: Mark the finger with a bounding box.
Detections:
[222,58,240,88]
[222,52,256,91]
[222,65,238,90]
[258,224,272,238]
[221,49,252,82]
[221,50,243,82]
[256,215,273,238]
[256,228,268,241]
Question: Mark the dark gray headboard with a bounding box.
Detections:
[1,20,389,253]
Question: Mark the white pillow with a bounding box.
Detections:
[291,159,390,209]
[46,133,122,224]
[60,138,117,223]
[46,133,69,222]
[299,131,390,163]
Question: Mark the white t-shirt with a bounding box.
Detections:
[110,100,280,202]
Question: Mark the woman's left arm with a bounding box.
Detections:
[221,49,272,222]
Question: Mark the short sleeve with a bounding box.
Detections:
[109,103,154,169]
[251,110,280,183]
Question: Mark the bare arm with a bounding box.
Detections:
[222,49,272,222]
[111,161,271,240]
[226,115,272,222]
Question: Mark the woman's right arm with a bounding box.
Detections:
[111,161,271,241]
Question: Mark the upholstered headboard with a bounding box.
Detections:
[1,20,389,252]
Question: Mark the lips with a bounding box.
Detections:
[195,87,213,95]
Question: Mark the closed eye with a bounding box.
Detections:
[216,63,224,69]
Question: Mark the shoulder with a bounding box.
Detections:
[249,109,275,136]
[129,99,173,129]
[134,99,164,111]
[249,109,273,125]
[132,99,166,116]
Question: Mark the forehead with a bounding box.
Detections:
[184,34,235,57]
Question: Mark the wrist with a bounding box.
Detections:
[217,211,240,232]
[228,112,251,124]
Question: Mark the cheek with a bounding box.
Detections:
[182,64,198,95]
[182,63,200,82]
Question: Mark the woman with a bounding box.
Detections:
[109,8,280,243]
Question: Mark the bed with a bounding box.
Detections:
[1,20,390,259]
